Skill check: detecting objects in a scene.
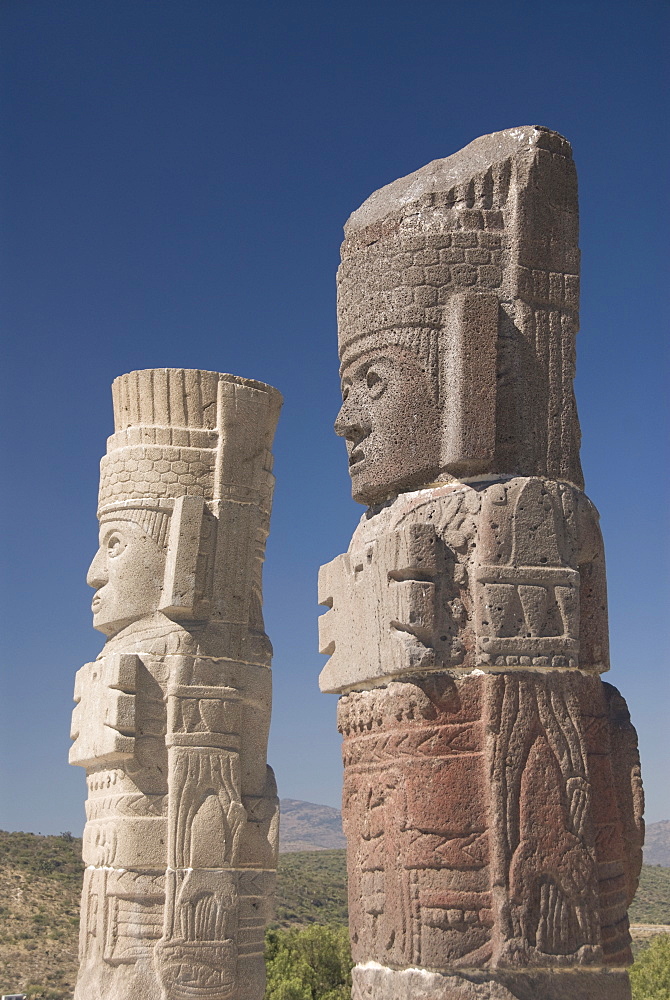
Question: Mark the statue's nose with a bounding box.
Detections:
[86,547,108,589]
[334,394,370,441]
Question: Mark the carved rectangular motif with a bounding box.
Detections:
[70,654,138,768]
[319,524,440,692]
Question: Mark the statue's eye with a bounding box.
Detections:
[365,368,386,397]
[107,534,124,558]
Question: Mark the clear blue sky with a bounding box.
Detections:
[1,0,668,834]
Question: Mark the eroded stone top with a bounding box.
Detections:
[344,126,571,233]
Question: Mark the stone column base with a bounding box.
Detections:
[351,964,632,1000]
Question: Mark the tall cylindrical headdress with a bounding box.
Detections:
[338,125,583,487]
[99,368,281,515]
[97,368,282,625]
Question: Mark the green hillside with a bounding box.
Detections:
[0,830,667,998]
[275,849,348,926]
[630,866,670,926]
[0,831,81,998]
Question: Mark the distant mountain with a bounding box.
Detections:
[645,820,670,867]
[279,798,346,852]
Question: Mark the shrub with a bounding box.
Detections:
[265,924,352,1000]
[630,933,670,1000]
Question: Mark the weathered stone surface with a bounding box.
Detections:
[351,965,632,1000]
[335,125,582,502]
[339,673,642,974]
[320,128,643,997]
[319,476,608,692]
[70,369,282,1000]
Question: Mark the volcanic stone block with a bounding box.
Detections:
[321,127,643,998]
[70,369,282,1000]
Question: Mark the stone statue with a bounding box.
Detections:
[319,127,644,1000]
[70,368,282,1000]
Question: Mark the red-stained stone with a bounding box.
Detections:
[339,671,642,973]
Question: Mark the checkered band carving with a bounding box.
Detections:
[99,445,216,507]
[97,369,281,516]
[338,201,507,352]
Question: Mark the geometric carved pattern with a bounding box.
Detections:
[319,475,609,693]
[339,672,643,974]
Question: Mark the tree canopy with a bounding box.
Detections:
[265,924,352,1000]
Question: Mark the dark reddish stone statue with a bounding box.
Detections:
[319,128,643,1000]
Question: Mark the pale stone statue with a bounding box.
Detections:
[320,127,644,1000]
[70,368,282,1000]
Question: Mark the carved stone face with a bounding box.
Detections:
[335,346,440,504]
[87,517,167,636]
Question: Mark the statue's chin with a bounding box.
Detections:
[93,609,167,638]
[351,468,444,506]
[92,615,130,637]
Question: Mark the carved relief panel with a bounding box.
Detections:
[320,477,609,695]
[338,673,642,974]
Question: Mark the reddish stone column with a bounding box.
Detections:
[320,128,643,1000]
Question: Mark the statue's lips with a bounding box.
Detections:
[349,447,365,469]
[91,594,102,611]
